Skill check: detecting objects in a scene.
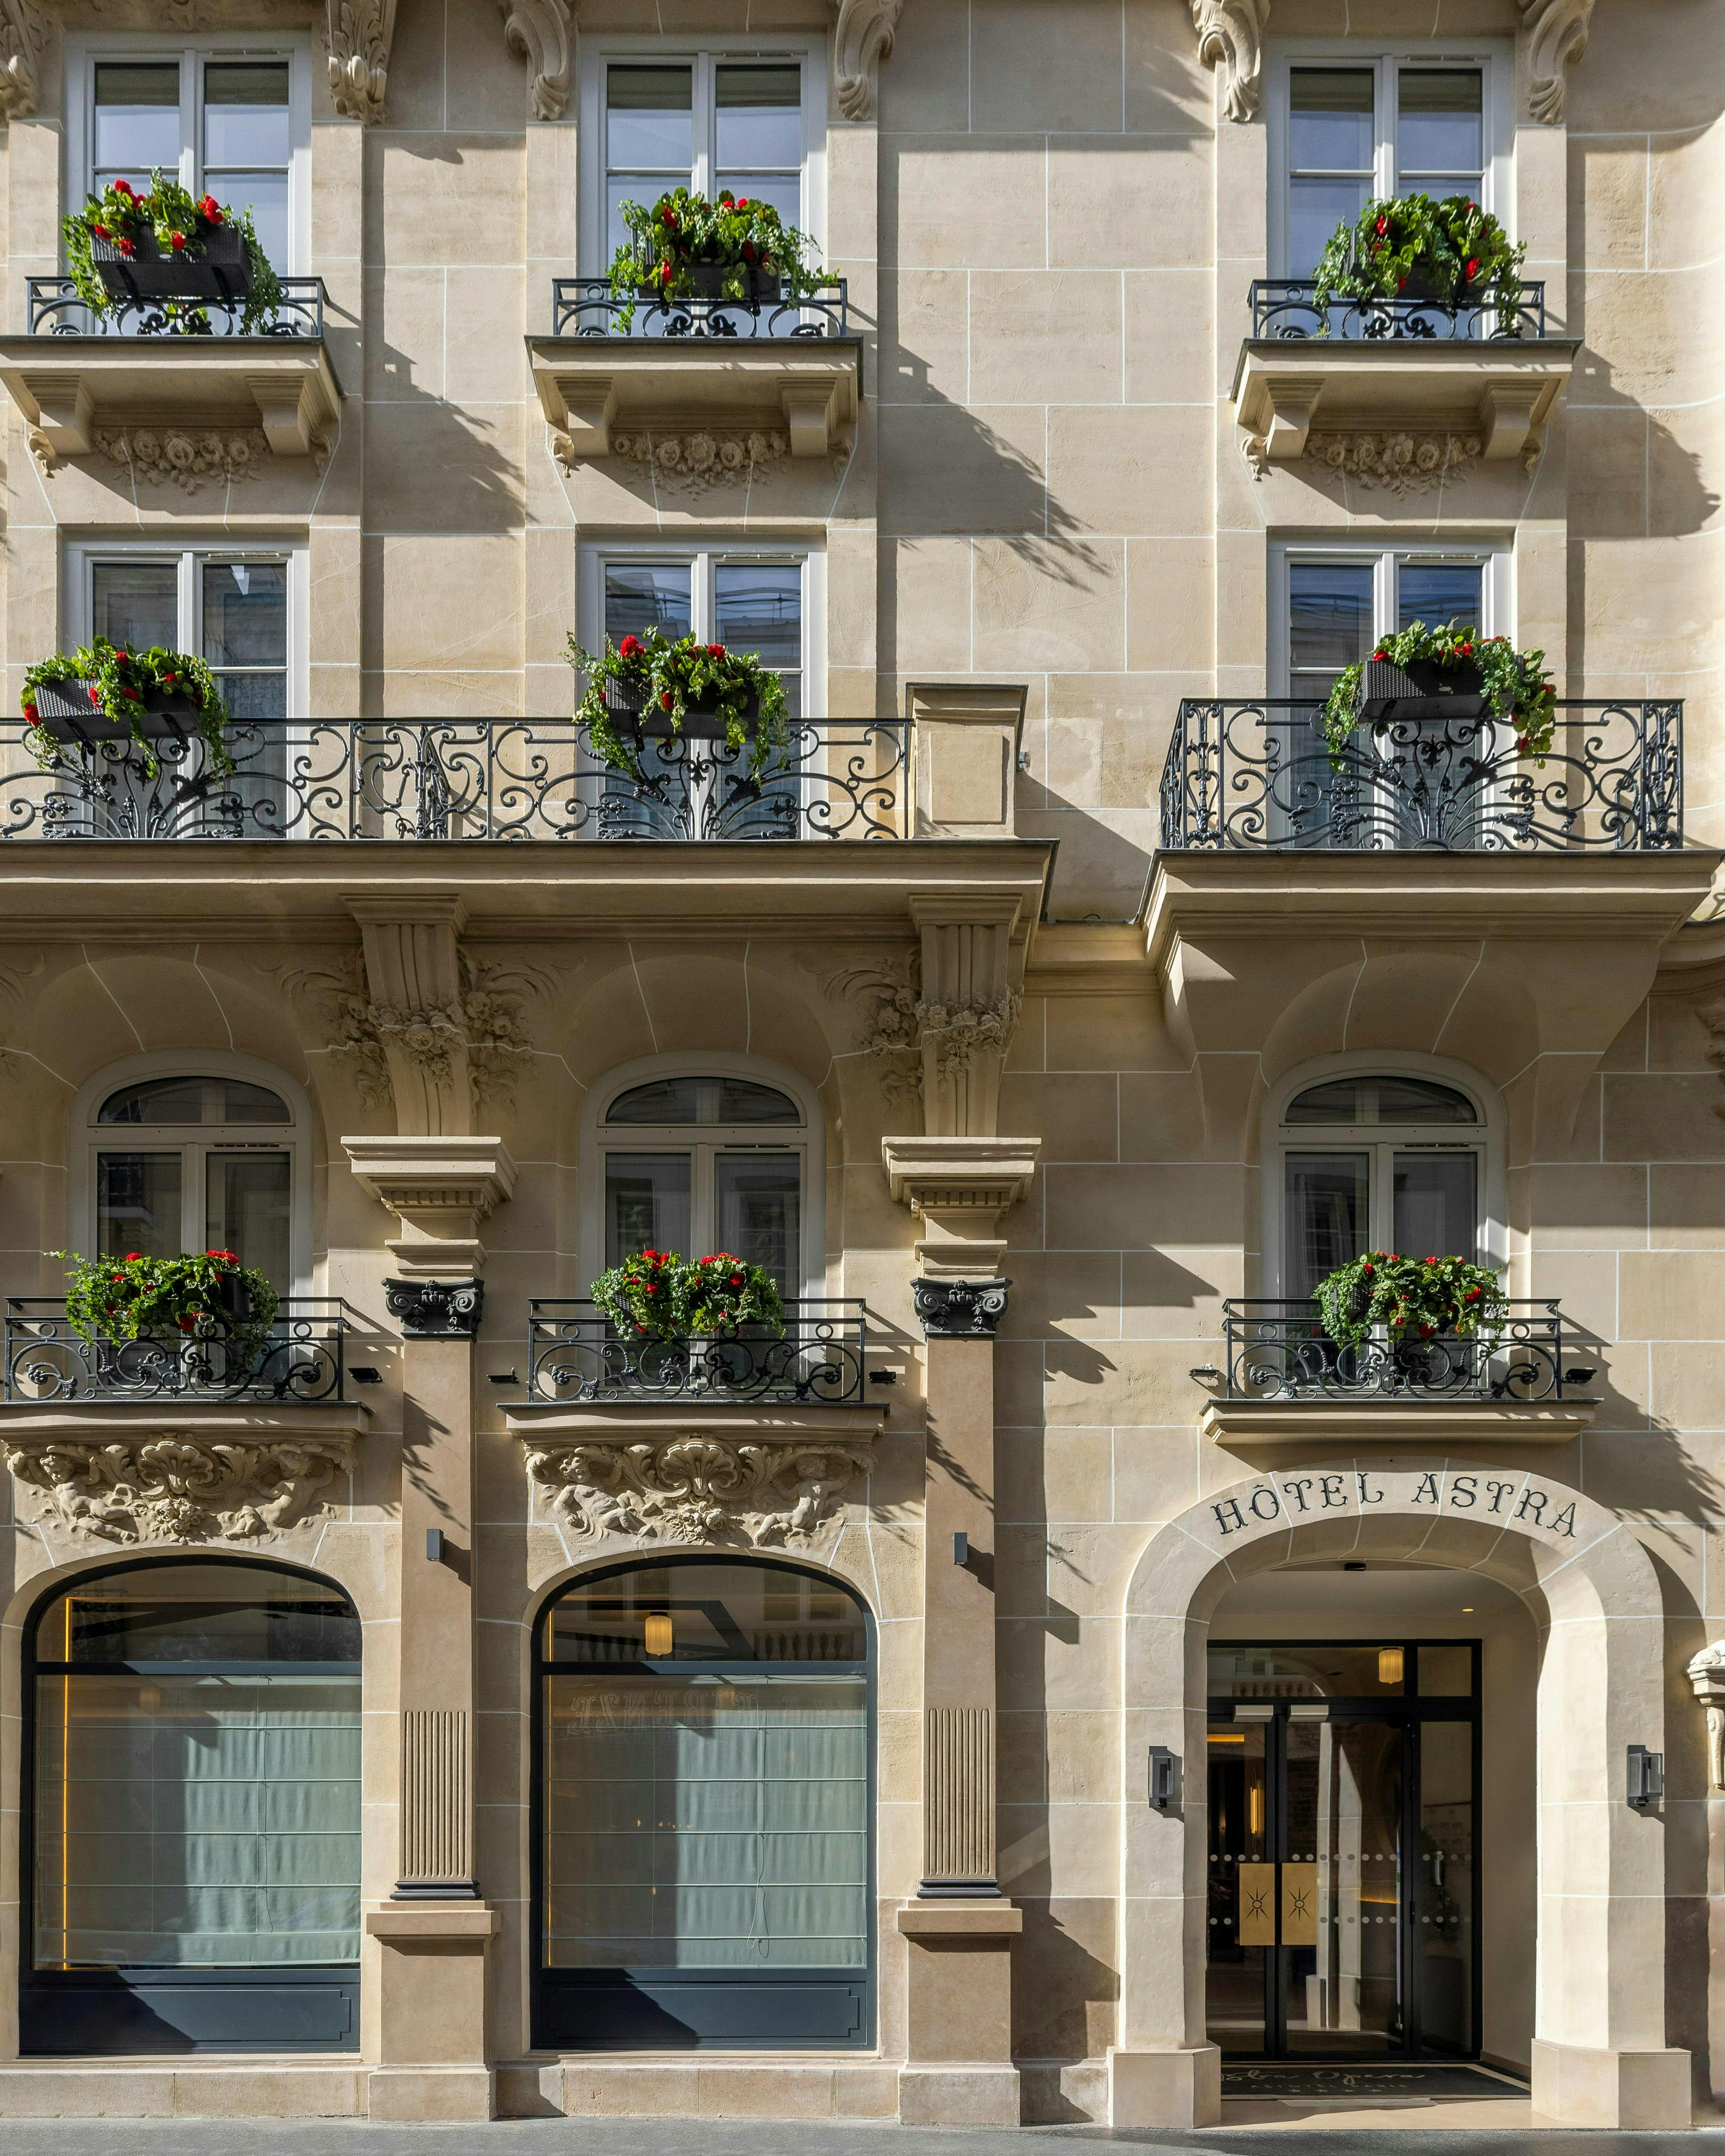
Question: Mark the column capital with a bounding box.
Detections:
[384,1278,485,1340]
[912,1279,1011,1339]
[345,1135,516,1277]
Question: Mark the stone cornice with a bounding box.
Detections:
[1200,1399,1597,1446]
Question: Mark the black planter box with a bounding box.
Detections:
[92,223,251,307]
[639,261,777,308]
[29,679,203,750]
[634,688,761,742]
[1358,655,1486,724]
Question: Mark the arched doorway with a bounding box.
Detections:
[21,1557,361,2055]
[1111,1460,1691,2130]
[532,1554,874,2050]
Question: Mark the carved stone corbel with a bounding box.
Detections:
[831,0,902,121]
[1690,1643,1725,1791]
[326,0,397,123]
[1518,0,1594,124]
[346,894,474,1135]
[882,1136,1039,1283]
[910,894,1024,1138]
[344,1137,518,1278]
[498,0,571,121]
[1190,0,1271,124]
[0,0,46,123]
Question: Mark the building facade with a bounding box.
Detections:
[0,0,1717,2130]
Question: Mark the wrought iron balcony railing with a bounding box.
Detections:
[527,1299,868,1407]
[550,276,848,340]
[0,717,906,841]
[1159,700,1682,853]
[1214,1299,1593,1405]
[1249,278,1548,341]
[26,274,327,339]
[5,1298,350,1403]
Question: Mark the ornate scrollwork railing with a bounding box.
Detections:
[1248,278,1548,341]
[550,276,849,340]
[5,1298,350,1403]
[26,274,327,339]
[0,717,907,841]
[1217,1299,1590,1405]
[527,1299,869,1406]
[1159,699,1682,853]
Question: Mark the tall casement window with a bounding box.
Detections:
[71,549,295,726]
[1269,50,1508,276]
[71,45,309,273]
[583,48,819,265]
[1271,1072,1493,1301]
[79,1062,310,1293]
[534,1557,873,2049]
[23,1559,361,2054]
[599,1070,810,1299]
[1283,549,1502,710]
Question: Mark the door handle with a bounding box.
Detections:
[1237,1861,1276,1945]
[1280,1861,1319,1946]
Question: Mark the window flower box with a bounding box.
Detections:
[573,627,787,773]
[1358,655,1486,724]
[65,171,281,333]
[22,638,233,776]
[91,223,252,308]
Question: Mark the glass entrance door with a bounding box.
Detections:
[1205,1640,1479,2060]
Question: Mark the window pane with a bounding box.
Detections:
[1398,70,1482,180]
[202,562,287,668]
[97,1153,182,1261]
[1290,68,1375,170]
[93,63,181,180]
[1392,1153,1477,1263]
[1397,563,1482,635]
[1290,563,1373,682]
[34,1671,361,1969]
[1372,1078,1476,1125]
[711,171,802,234]
[1416,1720,1475,2054]
[605,1154,692,1265]
[716,1152,800,1295]
[1209,1643,1407,1699]
[98,1077,289,1125]
[1418,1644,1474,1697]
[92,563,179,655]
[605,564,693,646]
[35,1564,360,1664]
[715,564,800,671]
[214,672,288,723]
[547,1560,867,1664]
[605,1078,800,1125]
[1290,177,1369,279]
[206,1151,292,1290]
[202,63,291,166]
[1285,1152,1367,1301]
[715,64,803,170]
[606,65,693,167]
[543,1672,867,1970]
[207,167,288,271]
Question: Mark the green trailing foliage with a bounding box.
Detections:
[64,172,282,332]
[1320,622,1556,769]
[607,186,825,328]
[589,1248,785,1342]
[55,1247,280,1368]
[1311,193,1526,331]
[567,625,791,779]
[21,639,232,777]
[1314,1250,1507,1350]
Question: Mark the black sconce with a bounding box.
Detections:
[1148,1745,1177,1811]
[1627,1744,1664,1810]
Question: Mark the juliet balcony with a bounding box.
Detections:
[1159,698,1683,853]
[4,1295,352,1403]
[0,275,341,468]
[522,1298,870,1408]
[528,276,860,470]
[1234,276,1577,474]
[1196,1297,1600,1447]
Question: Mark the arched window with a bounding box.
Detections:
[23,1558,361,2055]
[76,1059,311,1292]
[534,1556,872,2050]
[594,1064,814,1297]
[1270,1068,1493,1300]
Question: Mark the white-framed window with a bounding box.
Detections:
[577,36,826,273]
[70,1053,316,1294]
[65,542,305,723]
[1275,544,1508,707]
[583,547,814,721]
[1267,45,1511,278]
[580,1056,825,1301]
[1262,1055,1505,1302]
[64,34,314,274]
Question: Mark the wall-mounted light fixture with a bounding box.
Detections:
[644,1612,674,1657]
[1148,1745,1176,1810]
[953,1531,969,1568]
[1627,1744,1664,1810]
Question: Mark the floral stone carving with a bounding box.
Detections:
[94,426,276,493]
[8,1434,354,1545]
[605,428,792,493]
[526,1434,875,1548]
[1246,429,1490,492]
[839,955,1023,1110]
[286,950,538,1111]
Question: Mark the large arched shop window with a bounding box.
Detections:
[23,1558,361,2055]
[534,1556,873,2050]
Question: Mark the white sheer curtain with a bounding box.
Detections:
[544,1675,868,1969]
[34,1672,361,1967]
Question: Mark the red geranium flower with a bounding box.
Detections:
[170,231,185,252]
[618,634,643,659]
[734,196,750,209]
[707,643,725,659]
[660,691,673,710]
[21,700,34,720]
[113,179,134,198]
[118,238,134,257]
[125,1252,142,1261]
[88,685,101,706]
[93,222,108,239]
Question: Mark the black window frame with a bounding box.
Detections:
[530,1552,876,2052]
